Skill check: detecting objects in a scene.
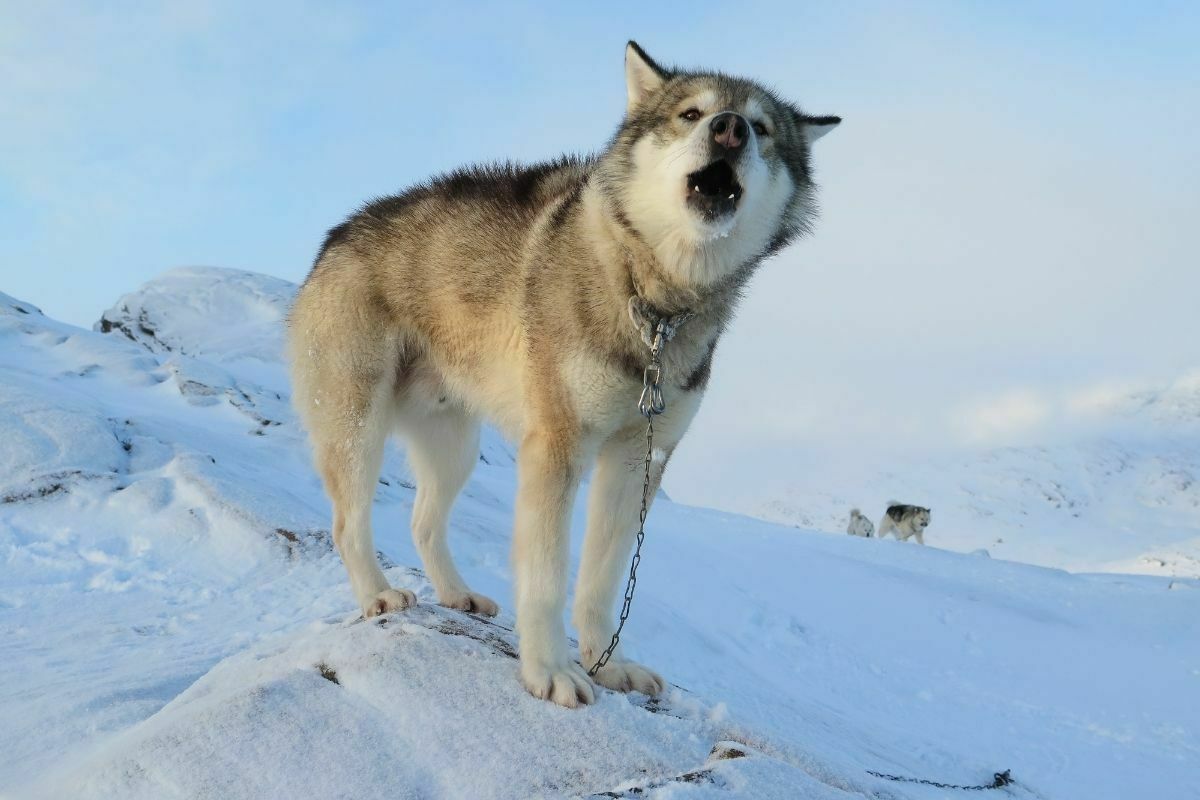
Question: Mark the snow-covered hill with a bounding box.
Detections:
[1,268,1197,799]
[709,377,1200,580]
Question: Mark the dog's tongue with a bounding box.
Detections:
[689,160,742,199]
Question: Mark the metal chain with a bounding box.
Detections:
[867,769,1013,791]
[588,314,682,677]
[606,304,1018,794]
[588,412,655,677]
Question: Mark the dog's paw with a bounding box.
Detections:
[439,590,499,617]
[521,658,595,708]
[365,588,417,617]
[591,659,665,696]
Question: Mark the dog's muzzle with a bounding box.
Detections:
[685,160,743,222]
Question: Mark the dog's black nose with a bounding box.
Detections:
[710,112,748,151]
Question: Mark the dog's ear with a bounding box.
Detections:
[625,41,668,112]
[797,113,841,144]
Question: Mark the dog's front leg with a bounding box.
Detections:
[512,426,593,707]
[572,433,667,697]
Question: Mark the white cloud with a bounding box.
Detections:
[953,390,1053,446]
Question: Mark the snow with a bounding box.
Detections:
[1,270,1197,799]
[692,381,1200,581]
[35,607,823,800]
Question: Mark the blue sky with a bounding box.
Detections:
[2,2,1198,497]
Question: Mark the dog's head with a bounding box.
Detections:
[914,508,931,529]
[598,42,839,287]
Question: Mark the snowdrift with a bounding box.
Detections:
[36,605,838,800]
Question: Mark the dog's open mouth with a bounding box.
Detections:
[686,160,743,221]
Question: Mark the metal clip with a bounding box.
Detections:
[649,323,666,358]
[638,361,666,417]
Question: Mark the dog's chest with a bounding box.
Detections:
[562,335,709,434]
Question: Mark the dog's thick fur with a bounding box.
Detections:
[287,42,839,707]
[877,503,931,544]
[847,508,874,537]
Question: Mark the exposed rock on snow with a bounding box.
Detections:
[95,266,295,363]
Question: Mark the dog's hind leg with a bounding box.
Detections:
[398,404,498,615]
[289,286,414,618]
[316,383,414,616]
[573,433,667,697]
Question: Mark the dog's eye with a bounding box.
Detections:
[753,121,769,137]
[680,108,702,122]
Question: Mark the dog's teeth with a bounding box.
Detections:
[727,193,735,200]
[692,185,701,193]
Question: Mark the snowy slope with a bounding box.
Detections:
[1,269,1197,799]
[723,381,1200,580]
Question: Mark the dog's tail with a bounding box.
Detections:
[886,499,902,509]
[850,507,862,518]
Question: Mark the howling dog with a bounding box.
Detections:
[287,42,839,707]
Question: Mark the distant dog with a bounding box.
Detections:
[877,503,931,544]
[846,508,874,537]
[287,41,840,707]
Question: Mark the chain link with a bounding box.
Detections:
[867,769,1013,791]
